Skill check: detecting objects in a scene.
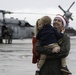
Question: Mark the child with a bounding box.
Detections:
[32,19,42,64]
[32,19,44,75]
[36,16,71,74]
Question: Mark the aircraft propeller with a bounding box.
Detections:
[58,1,75,21]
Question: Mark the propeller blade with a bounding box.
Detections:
[0,10,5,12]
[58,5,66,13]
[67,1,75,11]
[70,17,73,21]
[10,12,55,15]
[0,10,13,14]
[5,11,13,14]
[0,9,56,15]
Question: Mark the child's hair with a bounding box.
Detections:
[40,16,52,26]
[34,19,40,37]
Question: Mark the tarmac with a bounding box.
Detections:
[0,39,36,75]
[0,38,76,75]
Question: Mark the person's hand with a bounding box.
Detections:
[52,46,60,53]
[61,28,65,33]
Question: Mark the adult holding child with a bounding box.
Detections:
[32,14,71,75]
[36,16,65,73]
[36,14,71,75]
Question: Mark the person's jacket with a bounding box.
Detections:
[32,36,37,63]
[32,36,40,64]
[36,25,63,46]
[36,33,70,59]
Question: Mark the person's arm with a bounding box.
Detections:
[47,34,70,59]
[36,34,70,58]
[36,41,53,55]
[57,34,70,57]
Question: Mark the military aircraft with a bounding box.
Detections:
[0,10,34,39]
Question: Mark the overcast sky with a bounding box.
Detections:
[0,0,76,29]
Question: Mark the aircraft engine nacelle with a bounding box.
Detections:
[19,20,25,26]
[4,18,19,25]
[65,12,72,17]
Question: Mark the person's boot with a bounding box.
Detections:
[61,66,72,74]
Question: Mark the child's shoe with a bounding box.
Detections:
[61,66,72,74]
[35,70,40,75]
